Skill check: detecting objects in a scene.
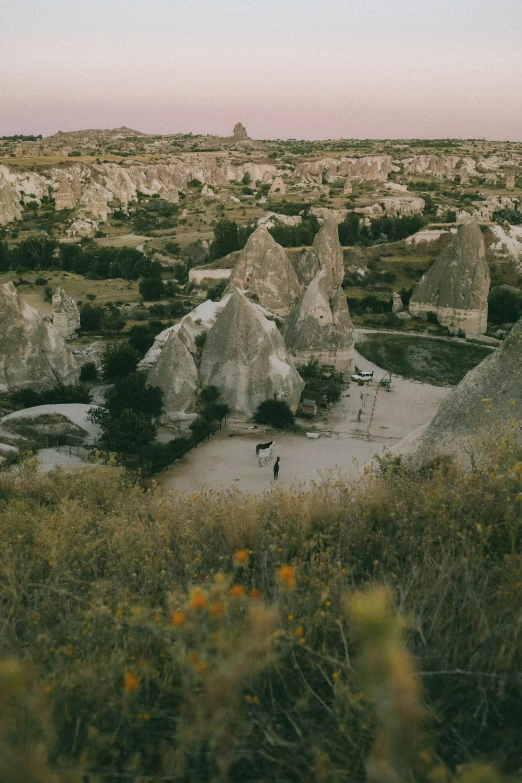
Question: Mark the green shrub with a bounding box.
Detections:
[100,343,139,381]
[139,277,164,301]
[254,399,295,428]
[79,362,98,382]
[9,385,92,410]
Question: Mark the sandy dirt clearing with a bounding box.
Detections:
[159,349,451,495]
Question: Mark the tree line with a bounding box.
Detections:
[0,236,161,280]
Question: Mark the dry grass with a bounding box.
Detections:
[0,434,521,781]
[0,271,140,316]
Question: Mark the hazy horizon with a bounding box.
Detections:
[2,0,522,142]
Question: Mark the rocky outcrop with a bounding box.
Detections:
[52,288,80,338]
[354,197,425,218]
[399,317,522,466]
[401,154,519,180]
[228,227,301,315]
[146,331,198,421]
[233,123,249,141]
[295,156,394,184]
[139,298,231,369]
[0,282,79,391]
[284,270,354,374]
[0,159,279,227]
[392,292,404,313]
[53,174,81,209]
[66,215,99,238]
[409,220,490,335]
[489,224,522,272]
[297,218,344,292]
[199,290,304,418]
[470,196,521,223]
[0,182,22,225]
[269,177,286,196]
[310,207,348,224]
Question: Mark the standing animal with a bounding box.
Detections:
[258,442,275,467]
[273,456,280,480]
[256,440,274,455]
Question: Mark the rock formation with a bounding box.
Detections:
[284,270,354,374]
[490,224,522,273]
[392,292,404,313]
[295,156,394,184]
[199,290,304,417]
[0,282,79,391]
[409,219,490,335]
[399,317,522,466]
[228,227,301,316]
[233,123,249,141]
[66,215,99,238]
[0,159,278,227]
[146,331,198,421]
[343,178,353,195]
[52,288,80,338]
[0,182,22,225]
[296,218,344,291]
[354,197,424,218]
[268,177,286,196]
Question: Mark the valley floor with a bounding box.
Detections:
[159,349,450,494]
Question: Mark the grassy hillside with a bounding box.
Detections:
[356,333,493,385]
[0,436,521,782]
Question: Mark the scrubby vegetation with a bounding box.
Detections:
[356,333,493,385]
[0,236,162,280]
[7,384,93,410]
[254,399,295,428]
[338,213,425,247]
[0,436,521,781]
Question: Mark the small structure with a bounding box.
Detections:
[379,373,392,391]
[300,398,318,417]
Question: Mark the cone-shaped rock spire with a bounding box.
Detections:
[284,270,354,374]
[409,219,490,334]
[227,226,301,315]
[199,289,304,417]
[146,330,198,421]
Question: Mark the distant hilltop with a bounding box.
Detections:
[46,126,146,141]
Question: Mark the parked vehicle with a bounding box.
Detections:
[351,371,374,383]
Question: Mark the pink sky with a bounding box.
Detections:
[1,0,521,140]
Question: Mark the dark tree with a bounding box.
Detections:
[80,304,104,332]
[254,399,295,429]
[101,344,139,381]
[209,219,239,260]
[139,277,165,301]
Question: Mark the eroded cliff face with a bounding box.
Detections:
[0,282,79,391]
[145,331,198,421]
[399,317,522,467]
[0,159,279,225]
[295,155,395,183]
[409,219,490,335]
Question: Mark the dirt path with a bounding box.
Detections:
[159,349,451,495]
